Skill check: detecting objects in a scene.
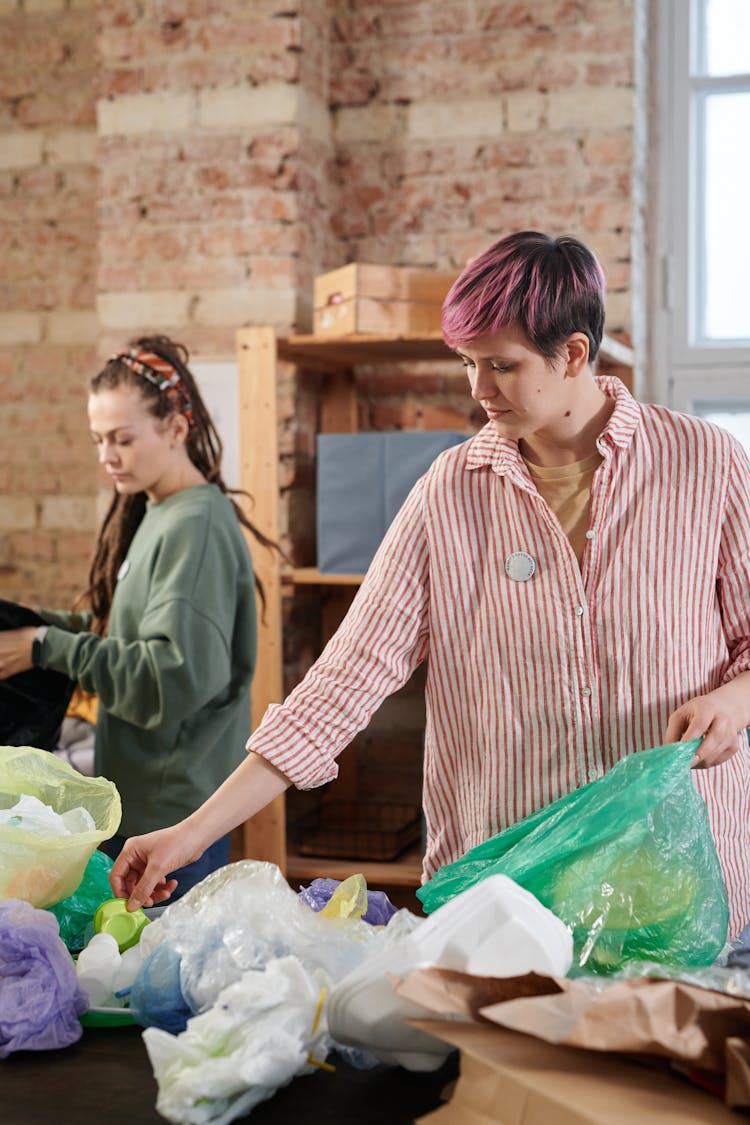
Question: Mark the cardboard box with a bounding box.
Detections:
[316,431,467,574]
[313,263,457,337]
[415,1021,743,1124]
[393,967,750,1121]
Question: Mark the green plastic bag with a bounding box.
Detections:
[0,745,121,909]
[49,849,115,953]
[417,741,729,975]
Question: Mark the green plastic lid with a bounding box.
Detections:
[93,898,150,952]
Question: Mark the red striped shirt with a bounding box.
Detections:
[248,378,750,936]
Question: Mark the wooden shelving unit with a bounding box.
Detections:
[235,327,456,888]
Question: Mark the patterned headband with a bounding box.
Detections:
[111,349,194,427]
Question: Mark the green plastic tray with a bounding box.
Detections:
[80,1006,136,1028]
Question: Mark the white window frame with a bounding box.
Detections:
[651,0,750,412]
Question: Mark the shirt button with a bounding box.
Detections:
[574,605,584,616]
[588,769,598,782]
[581,686,592,698]
[585,530,594,540]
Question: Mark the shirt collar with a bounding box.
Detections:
[594,375,640,451]
[465,375,640,477]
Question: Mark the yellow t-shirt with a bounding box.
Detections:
[523,450,602,565]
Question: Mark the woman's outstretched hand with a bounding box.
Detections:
[108,752,292,911]
[109,825,200,911]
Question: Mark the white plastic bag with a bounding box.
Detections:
[0,793,95,836]
[143,957,330,1125]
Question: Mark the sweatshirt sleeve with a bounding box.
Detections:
[40,601,233,730]
[38,608,93,633]
[38,499,245,730]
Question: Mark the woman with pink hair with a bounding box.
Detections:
[109,233,750,937]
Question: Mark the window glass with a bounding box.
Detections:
[702,92,750,341]
[652,0,750,407]
[698,0,750,76]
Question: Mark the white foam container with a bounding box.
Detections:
[327,873,573,1070]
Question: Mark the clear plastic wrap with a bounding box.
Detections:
[143,957,331,1125]
[130,861,386,1028]
[134,862,409,1124]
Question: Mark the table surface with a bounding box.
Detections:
[2,1025,458,1125]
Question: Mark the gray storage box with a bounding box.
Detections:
[316,431,467,574]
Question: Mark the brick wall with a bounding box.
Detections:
[330,0,633,317]
[328,0,634,350]
[1,0,637,631]
[0,0,98,607]
[96,0,338,358]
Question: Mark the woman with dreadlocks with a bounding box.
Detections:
[0,335,273,898]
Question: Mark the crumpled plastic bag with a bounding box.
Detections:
[418,741,729,974]
[130,861,384,1033]
[130,940,193,1034]
[0,745,121,908]
[0,898,88,1056]
[143,956,330,1125]
[298,875,398,926]
[48,849,115,954]
[0,793,96,835]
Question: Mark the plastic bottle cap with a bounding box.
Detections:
[93,898,150,952]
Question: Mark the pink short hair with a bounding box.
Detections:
[442,231,606,363]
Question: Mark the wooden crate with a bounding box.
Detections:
[313,263,457,337]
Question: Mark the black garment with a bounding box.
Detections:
[0,599,75,750]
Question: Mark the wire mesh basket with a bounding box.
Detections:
[291,799,422,862]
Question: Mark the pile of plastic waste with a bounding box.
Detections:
[126,862,407,1123]
[59,859,568,1125]
[0,739,739,1125]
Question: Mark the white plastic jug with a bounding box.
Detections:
[327,873,573,1070]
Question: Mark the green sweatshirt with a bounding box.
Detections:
[41,484,256,835]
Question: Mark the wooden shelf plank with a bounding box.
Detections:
[285,566,364,586]
[277,332,454,367]
[285,849,424,888]
[275,331,632,370]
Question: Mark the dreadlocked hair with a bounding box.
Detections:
[81,334,278,635]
